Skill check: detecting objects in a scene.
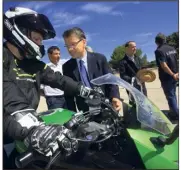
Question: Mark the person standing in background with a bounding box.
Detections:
[119,41,147,104]
[3,7,95,168]
[154,33,179,120]
[41,46,67,109]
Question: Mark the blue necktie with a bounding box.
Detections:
[79,60,91,88]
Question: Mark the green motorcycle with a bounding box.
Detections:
[15,73,178,169]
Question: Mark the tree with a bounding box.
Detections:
[166,32,179,65]
[141,54,148,67]
[148,60,157,68]
[109,45,143,69]
[166,32,179,54]
[166,31,179,67]
[135,49,143,58]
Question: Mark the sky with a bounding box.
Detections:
[3,1,178,64]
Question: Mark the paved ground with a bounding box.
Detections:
[37,68,178,113]
[118,68,178,111]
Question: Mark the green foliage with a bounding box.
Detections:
[148,60,157,68]
[166,32,179,65]
[166,32,179,54]
[109,45,125,69]
[135,49,143,58]
[141,54,148,67]
[110,46,125,62]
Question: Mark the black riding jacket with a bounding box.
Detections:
[3,45,80,141]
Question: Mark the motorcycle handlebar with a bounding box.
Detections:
[15,149,62,169]
[15,96,120,169]
[15,150,34,168]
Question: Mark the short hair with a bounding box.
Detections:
[47,46,60,54]
[62,27,86,39]
[155,33,166,45]
[125,41,135,47]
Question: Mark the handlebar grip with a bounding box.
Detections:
[15,151,34,168]
[64,119,76,129]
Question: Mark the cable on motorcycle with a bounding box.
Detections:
[45,150,61,170]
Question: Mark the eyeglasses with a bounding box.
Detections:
[64,39,82,49]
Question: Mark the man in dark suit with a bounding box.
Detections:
[62,27,121,112]
[119,41,147,104]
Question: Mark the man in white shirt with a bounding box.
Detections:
[41,46,67,109]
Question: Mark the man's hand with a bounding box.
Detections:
[112,98,122,111]
[173,73,179,81]
[79,85,122,111]
[79,86,93,98]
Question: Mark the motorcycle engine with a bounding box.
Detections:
[76,121,110,142]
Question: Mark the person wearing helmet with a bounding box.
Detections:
[3,7,96,168]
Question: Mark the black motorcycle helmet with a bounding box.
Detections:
[3,7,56,60]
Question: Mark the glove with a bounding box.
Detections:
[24,124,78,157]
[11,109,78,157]
[79,86,93,98]
[79,85,104,99]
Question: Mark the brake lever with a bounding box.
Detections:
[15,150,34,168]
[15,148,51,169]
[102,99,119,119]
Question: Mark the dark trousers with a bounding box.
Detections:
[161,79,179,116]
[46,95,67,110]
[3,138,16,169]
[4,148,9,169]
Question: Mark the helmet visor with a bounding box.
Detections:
[15,13,56,40]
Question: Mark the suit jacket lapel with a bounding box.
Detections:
[72,53,94,83]
[125,55,140,69]
[124,55,138,75]
[87,52,94,80]
[125,55,132,63]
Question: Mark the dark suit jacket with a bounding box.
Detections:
[63,52,120,112]
[119,55,147,96]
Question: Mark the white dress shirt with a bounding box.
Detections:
[127,55,135,63]
[41,62,64,96]
[127,55,137,85]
